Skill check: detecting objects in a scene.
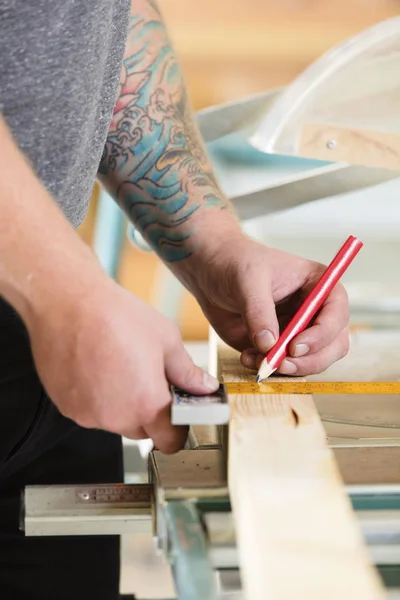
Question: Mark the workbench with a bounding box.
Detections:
[22,330,400,599]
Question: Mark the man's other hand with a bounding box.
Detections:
[191,235,350,377]
[28,277,219,453]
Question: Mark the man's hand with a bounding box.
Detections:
[0,116,218,455]
[27,275,219,454]
[190,234,350,377]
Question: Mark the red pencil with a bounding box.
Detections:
[256,235,363,382]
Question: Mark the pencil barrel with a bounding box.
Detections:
[266,235,363,370]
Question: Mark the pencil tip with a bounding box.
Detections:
[257,360,275,381]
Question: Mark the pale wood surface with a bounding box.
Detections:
[299,123,400,170]
[218,341,386,600]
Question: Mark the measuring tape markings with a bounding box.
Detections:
[224,382,400,395]
[225,382,400,430]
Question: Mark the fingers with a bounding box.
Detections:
[237,268,279,354]
[208,312,251,353]
[240,347,260,370]
[122,426,148,439]
[277,328,350,376]
[142,333,219,453]
[241,281,349,377]
[165,330,219,394]
[122,409,187,454]
[145,403,189,455]
[241,327,350,376]
[122,331,219,454]
[287,284,349,358]
[130,377,189,454]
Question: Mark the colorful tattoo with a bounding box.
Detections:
[98,1,227,262]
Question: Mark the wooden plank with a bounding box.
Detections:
[299,122,400,170]
[217,341,386,600]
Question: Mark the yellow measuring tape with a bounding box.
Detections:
[224,381,400,395]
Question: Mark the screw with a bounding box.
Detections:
[326,139,337,150]
[78,491,90,501]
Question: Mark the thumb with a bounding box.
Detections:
[239,275,279,353]
[165,342,219,395]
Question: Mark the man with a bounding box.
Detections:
[0,1,350,598]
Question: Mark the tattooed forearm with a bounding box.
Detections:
[98,1,228,262]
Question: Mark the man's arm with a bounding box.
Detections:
[0,115,217,453]
[98,0,240,269]
[0,116,102,326]
[98,1,351,377]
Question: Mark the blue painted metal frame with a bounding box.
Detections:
[92,188,126,279]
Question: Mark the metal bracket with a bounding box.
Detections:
[23,483,152,536]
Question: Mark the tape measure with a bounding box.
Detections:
[225,381,400,395]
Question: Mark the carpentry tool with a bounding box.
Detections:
[226,381,400,395]
[22,461,400,599]
[22,370,400,599]
[171,381,400,425]
[171,384,230,426]
[257,234,363,381]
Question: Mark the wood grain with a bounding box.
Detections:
[299,123,400,170]
[217,341,386,599]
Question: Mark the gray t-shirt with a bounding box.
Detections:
[0,0,130,227]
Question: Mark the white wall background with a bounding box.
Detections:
[243,177,400,309]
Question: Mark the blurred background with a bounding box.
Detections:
[78,0,400,342]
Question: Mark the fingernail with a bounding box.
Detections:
[279,360,298,375]
[253,329,276,352]
[203,371,219,391]
[293,343,310,358]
